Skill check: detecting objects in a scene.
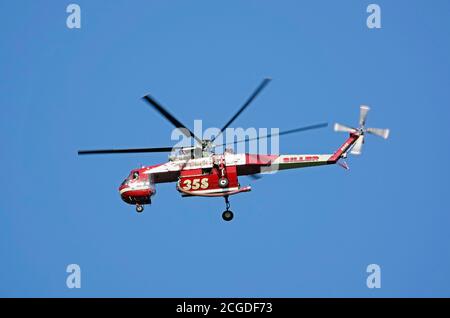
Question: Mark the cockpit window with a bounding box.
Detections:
[132,171,139,180]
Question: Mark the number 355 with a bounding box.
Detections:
[182,178,209,190]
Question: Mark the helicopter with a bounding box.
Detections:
[78,78,389,221]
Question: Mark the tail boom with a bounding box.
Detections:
[327,132,360,163]
[254,133,360,173]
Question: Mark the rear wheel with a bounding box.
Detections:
[222,210,234,221]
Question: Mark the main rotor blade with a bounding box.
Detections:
[366,127,390,139]
[215,122,328,147]
[142,94,203,145]
[211,78,271,143]
[359,105,370,126]
[78,146,178,155]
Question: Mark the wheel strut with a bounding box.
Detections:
[222,195,234,221]
[224,195,230,210]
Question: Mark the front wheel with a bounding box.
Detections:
[136,205,144,213]
[222,210,234,221]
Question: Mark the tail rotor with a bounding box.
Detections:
[334,105,390,155]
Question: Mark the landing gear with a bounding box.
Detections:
[218,177,229,188]
[222,210,234,221]
[136,204,144,213]
[222,195,233,221]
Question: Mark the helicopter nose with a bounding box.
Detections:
[119,184,131,203]
[119,184,153,205]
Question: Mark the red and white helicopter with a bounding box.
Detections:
[78,79,389,221]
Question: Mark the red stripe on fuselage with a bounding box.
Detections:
[328,133,359,163]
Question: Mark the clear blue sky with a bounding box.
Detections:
[1,0,450,297]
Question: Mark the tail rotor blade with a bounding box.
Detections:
[367,127,390,139]
[359,105,370,126]
[334,123,356,133]
[350,136,364,155]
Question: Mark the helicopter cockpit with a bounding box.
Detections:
[121,170,140,186]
